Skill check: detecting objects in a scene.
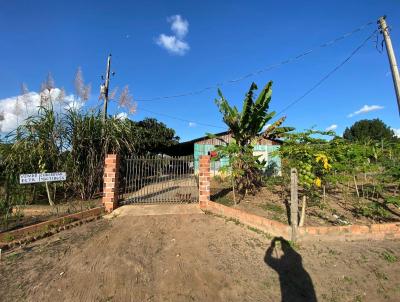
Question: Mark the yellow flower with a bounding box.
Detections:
[323,161,332,170]
[315,153,331,171]
[314,177,321,187]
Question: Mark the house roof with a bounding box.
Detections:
[162,131,282,156]
[187,130,282,144]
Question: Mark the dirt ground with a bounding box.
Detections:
[0,207,399,302]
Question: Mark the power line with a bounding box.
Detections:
[135,20,375,102]
[275,30,378,117]
[137,30,378,130]
[139,107,225,129]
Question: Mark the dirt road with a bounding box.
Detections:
[0,205,399,301]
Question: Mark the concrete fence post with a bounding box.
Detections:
[102,154,120,213]
[290,168,299,241]
[199,155,211,208]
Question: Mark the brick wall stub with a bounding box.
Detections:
[201,201,290,239]
[0,207,103,242]
[102,154,120,213]
[298,222,400,241]
[198,155,211,208]
[200,201,400,242]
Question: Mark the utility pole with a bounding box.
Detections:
[290,168,298,242]
[378,16,400,115]
[101,54,112,122]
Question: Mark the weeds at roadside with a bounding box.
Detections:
[373,269,388,281]
[343,275,353,284]
[226,217,241,225]
[259,203,284,214]
[321,288,341,302]
[381,250,397,263]
[204,210,275,240]
[3,234,15,242]
[246,226,273,240]
[354,294,363,302]
[287,240,301,250]
[328,248,342,256]
[215,196,234,207]
[5,252,22,261]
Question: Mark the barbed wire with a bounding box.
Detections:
[139,107,225,129]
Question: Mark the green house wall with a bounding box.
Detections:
[194,143,281,176]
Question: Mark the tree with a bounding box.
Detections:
[133,118,179,155]
[278,130,334,225]
[213,81,293,202]
[343,119,397,142]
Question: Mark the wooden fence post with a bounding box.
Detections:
[290,168,299,241]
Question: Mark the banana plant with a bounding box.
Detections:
[215,81,293,146]
[213,81,294,201]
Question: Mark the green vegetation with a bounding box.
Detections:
[246,226,273,239]
[259,202,285,214]
[278,127,400,224]
[343,119,398,142]
[225,217,241,225]
[381,250,398,263]
[215,196,234,206]
[212,81,293,203]
[210,82,399,225]
[3,233,15,242]
[5,252,22,261]
[0,71,179,227]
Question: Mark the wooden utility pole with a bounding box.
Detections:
[378,16,400,115]
[101,54,112,122]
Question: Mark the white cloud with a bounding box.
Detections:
[188,122,196,127]
[0,88,79,134]
[262,123,272,132]
[65,96,79,108]
[156,34,190,55]
[392,128,400,138]
[168,15,189,38]
[115,112,128,120]
[325,124,338,131]
[347,105,384,118]
[156,14,190,55]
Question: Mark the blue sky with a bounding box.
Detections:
[0,0,399,141]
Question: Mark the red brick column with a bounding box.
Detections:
[199,155,211,208]
[102,154,120,213]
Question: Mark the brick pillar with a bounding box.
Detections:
[103,154,120,213]
[199,155,211,208]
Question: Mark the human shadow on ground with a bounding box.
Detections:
[264,237,317,302]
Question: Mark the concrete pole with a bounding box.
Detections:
[102,54,112,122]
[290,168,299,241]
[379,16,400,115]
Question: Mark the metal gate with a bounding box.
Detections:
[119,155,198,205]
